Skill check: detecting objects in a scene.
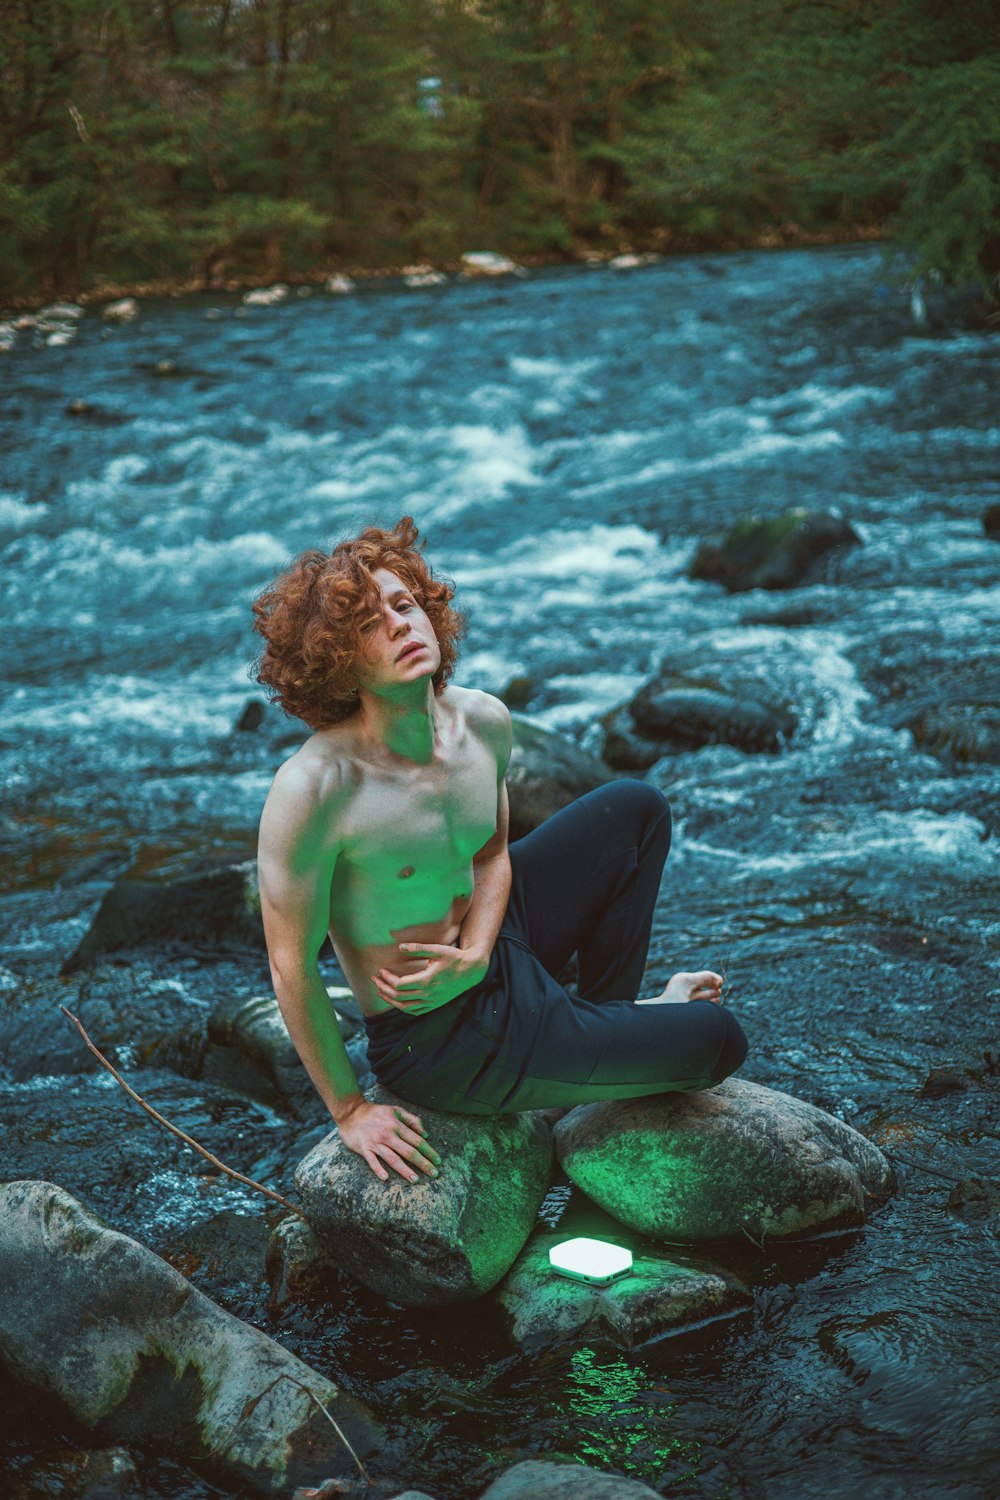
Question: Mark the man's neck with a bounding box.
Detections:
[356,682,441,765]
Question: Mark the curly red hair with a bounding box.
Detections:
[250,517,464,730]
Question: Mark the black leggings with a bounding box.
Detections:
[364,780,748,1115]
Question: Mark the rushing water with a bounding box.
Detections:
[1,245,998,1498]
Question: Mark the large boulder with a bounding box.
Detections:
[294,1085,553,1305]
[479,1460,662,1498]
[690,509,861,592]
[507,715,615,839]
[495,1228,749,1353]
[629,679,796,755]
[62,857,262,972]
[554,1079,894,1242]
[0,1181,384,1496]
[205,987,369,1110]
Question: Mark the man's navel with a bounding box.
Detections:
[397,865,415,880]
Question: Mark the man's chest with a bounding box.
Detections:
[339,744,498,879]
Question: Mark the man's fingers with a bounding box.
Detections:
[399,943,455,957]
[396,1107,426,1135]
[374,1145,422,1184]
[395,1123,442,1167]
[363,1151,389,1182]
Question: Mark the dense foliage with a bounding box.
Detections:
[0,0,996,299]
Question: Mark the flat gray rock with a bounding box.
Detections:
[295,1086,553,1305]
[478,1459,661,1498]
[0,1181,383,1496]
[496,1228,749,1352]
[554,1078,894,1242]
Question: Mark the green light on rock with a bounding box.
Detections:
[548,1237,634,1284]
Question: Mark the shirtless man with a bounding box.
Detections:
[253,518,747,1184]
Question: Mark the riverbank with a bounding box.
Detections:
[1,221,892,313]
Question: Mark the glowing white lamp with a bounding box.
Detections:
[548,1237,634,1284]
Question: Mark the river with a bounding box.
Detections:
[1,244,997,1498]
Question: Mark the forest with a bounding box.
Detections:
[1,0,997,302]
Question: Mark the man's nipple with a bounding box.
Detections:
[397,865,415,880]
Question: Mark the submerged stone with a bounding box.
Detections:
[690,509,861,592]
[62,857,262,971]
[479,1459,662,1497]
[554,1078,895,1242]
[495,1227,749,1352]
[294,1086,553,1306]
[0,1181,384,1495]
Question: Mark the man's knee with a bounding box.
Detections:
[595,778,670,839]
[709,1008,749,1084]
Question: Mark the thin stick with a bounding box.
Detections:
[60,1005,306,1221]
[301,1384,372,1486]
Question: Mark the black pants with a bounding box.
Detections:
[364,780,748,1115]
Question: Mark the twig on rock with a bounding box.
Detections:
[60,1005,306,1221]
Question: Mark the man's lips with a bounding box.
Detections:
[396,642,426,661]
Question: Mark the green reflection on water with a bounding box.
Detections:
[562,1346,699,1478]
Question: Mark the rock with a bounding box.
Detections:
[0,1181,384,1496]
[402,266,448,288]
[609,253,659,270]
[460,251,521,277]
[554,1078,895,1243]
[294,1086,553,1305]
[205,990,366,1110]
[600,715,664,772]
[905,704,1000,765]
[917,1067,967,1098]
[46,330,75,346]
[64,399,129,426]
[984,503,1000,539]
[689,509,861,592]
[506,715,615,840]
[945,1177,1000,1224]
[243,284,289,306]
[630,682,795,754]
[499,674,537,711]
[267,1215,343,1309]
[102,298,139,323]
[10,1446,140,1500]
[479,1459,661,1498]
[495,1228,749,1352]
[39,302,85,320]
[853,629,1000,766]
[325,274,357,294]
[62,856,262,972]
[235,696,268,731]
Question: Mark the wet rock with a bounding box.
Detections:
[600,710,663,772]
[64,399,129,426]
[479,1459,661,1498]
[403,266,447,288]
[609,253,660,269]
[499,675,537,711]
[507,715,615,839]
[205,989,366,1110]
[62,857,262,971]
[917,1067,967,1098]
[945,1177,1000,1224]
[11,1446,140,1500]
[159,1209,272,1291]
[624,650,797,756]
[853,628,1000,766]
[630,681,795,754]
[243,284,289,306]
[495,1228,749,1353]
[984,503,1000,539]
[39,302,85,321]
[267,1215,343,1309]
[554,1078,895,1242]
[460,251,521,277]
[325,274,357,295]
[235,697,268,731]
[0,1181,384,1495]
[294,1086,553,1306]
[231,695,306,750]
[689,509,861,592]
[102,298,139,323]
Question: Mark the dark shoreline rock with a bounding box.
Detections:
[690,509,861,592]
[0,1181,384,1496]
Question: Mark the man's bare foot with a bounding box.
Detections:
[636,971,724,1005]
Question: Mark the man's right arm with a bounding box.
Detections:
[257,757,441,1184]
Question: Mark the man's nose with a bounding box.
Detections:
[387,609,409,635]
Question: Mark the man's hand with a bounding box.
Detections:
[371,943,488,1015]
[336,1099,442,1183]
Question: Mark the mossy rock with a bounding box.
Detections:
[690,509,861,592]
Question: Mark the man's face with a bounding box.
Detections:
[353,567,441,694]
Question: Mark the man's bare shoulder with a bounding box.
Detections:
[444,686,512,762]
[259,733,356,847]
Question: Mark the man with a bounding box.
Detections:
[253,517,747,1184]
